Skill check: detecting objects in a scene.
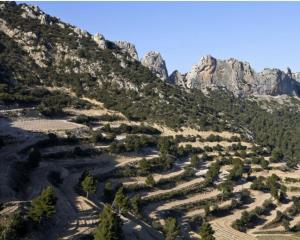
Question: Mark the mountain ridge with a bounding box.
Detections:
[0,1,300,162]
[3,1,300,98]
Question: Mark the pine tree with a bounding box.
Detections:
[130,195,141,216]
[145,175,155,187]
[94,205,123,240]
[113,188,129,213]
[28,186,57,224]
[81,173,97,199]
[199,222,215,240]
[163,217,179,240]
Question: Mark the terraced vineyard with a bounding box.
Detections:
[1,89,300,240]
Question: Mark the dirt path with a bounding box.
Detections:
[123,169,185,186]
[211,190,271,240]
[142,177,204,200]
[53,152,160,239]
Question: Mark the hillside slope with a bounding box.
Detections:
[0,1,299,162]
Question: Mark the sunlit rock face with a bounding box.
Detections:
[141,51,168,81]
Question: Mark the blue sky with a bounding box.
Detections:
[25,1,300,74]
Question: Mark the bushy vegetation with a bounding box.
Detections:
[94,205,123,240]
[199,222,215,240]
[28,186,57,224]
[250,174,287,201]
[0,212,28,240]
[233,198,276,232]
[1,2,300,163]
[163,217,179,240]
[81,172,97,198]
[232,210,261,232]
[103,123,161,135]
[71,114,123,125]
[108,135,157,153]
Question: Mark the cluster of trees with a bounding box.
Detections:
[90,130,115,144]
[36,90,91,117]
[232,210,261,232]
[250,174,287,201]
[228,142,247,151]
[250,157,270,169]
[72,114,123,125]
[43,146,99,160]
[138,155,173,175]
[265,210,291,231]
[2,1,300,163]
[108,135,157,153]
[102,123,161,135]
[232,200,277,232]
[206,134,223,142]
[0,83,40,105]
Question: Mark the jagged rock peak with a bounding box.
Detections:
[185,55,256,96]
[183,55,300,97]
[141,51,168,81]
[255,68,300,96]
[14,3,52,25]
[169,70,186,88]
[92,33,107,49]
[114,41,138,61]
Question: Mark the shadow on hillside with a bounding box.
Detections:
[0,116,120,239]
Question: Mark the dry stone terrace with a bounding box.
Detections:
[1,96,300,240]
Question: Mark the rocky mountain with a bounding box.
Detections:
[2,2,299,98]
[168,70,186,88]
[0,1,162,94]
[169,55,300,97]
[1,2,300,156]
[114,41,139,61]
[141,51,168,81]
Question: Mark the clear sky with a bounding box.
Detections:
[25,1,300,74]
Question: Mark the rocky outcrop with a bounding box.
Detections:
[169,70,186,88]
[0,18,50,68]
[293,72,300,83]
[1,2,300,98]
[255,68,300,96]
[182,55,300,97]
[141,51,168,81]
[20,4,52,26]
[92,33,107,49]
[73,27,89,38]
[185,55,255,96]
[115,41,138,61]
